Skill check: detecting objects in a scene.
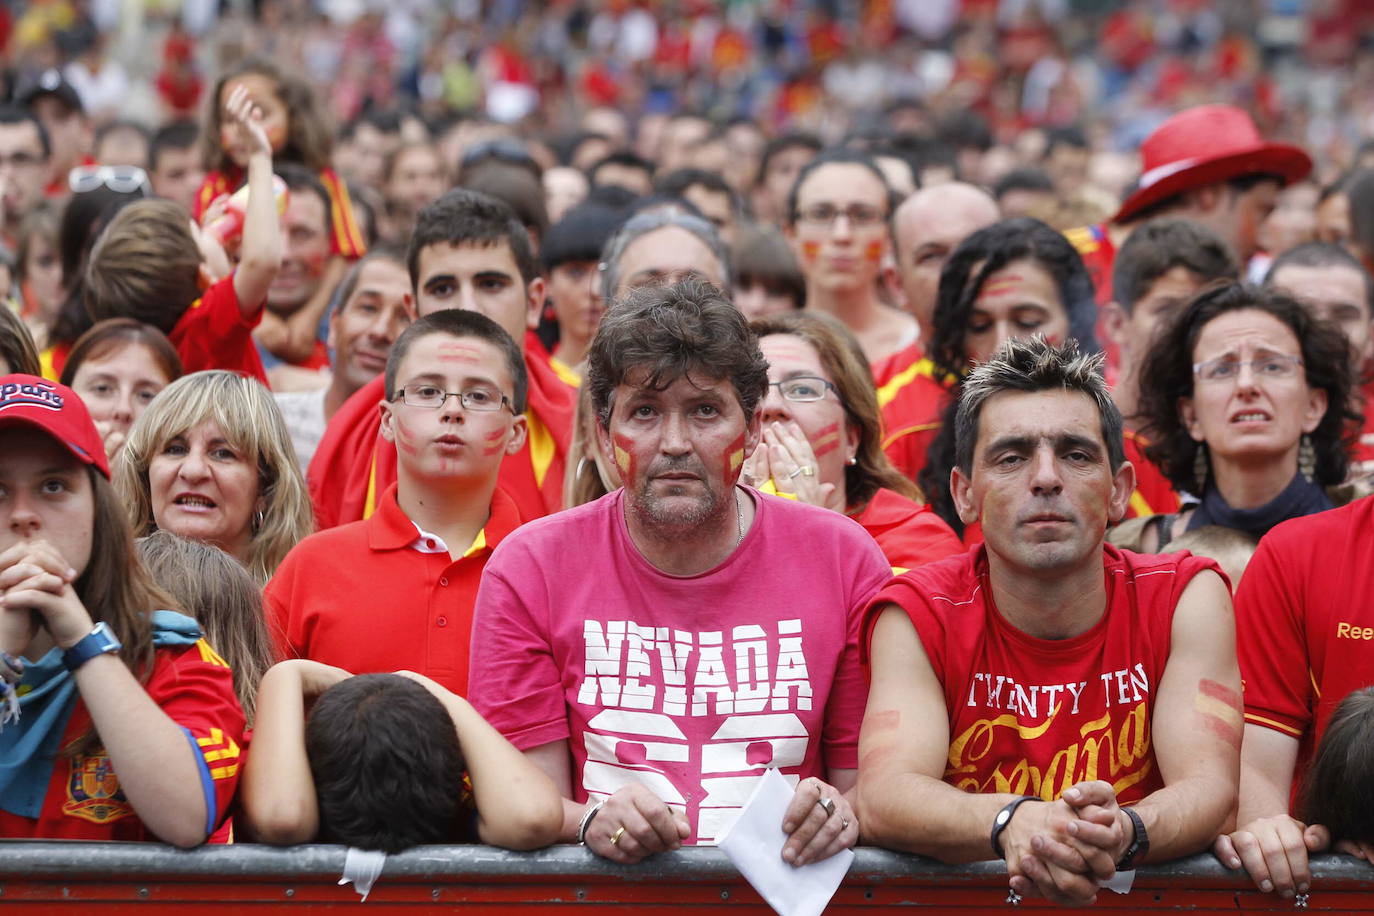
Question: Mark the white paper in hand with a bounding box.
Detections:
[718,768,855,916]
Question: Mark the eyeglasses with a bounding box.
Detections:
[394,384,513,412]
[69,165,151,195]
[768,376,838,402]
[794,204,886,229]
[1192,354,1304,383]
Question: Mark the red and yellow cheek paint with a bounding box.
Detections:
[725,431,747,480]
[864,240,885,262]
[811,422,842,458]
[801,240,821,262]
[612,433,636,479]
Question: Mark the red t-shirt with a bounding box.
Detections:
[266,484,521,696]
[194,166,367,259]
[863,544,1219,801]
[168,274,269,385]
[0,641,245,841]
[878,356,951,485]
[1233,496,1374,795]
[1123,429,1180,518]
[850,487,964,573]
[307,333,576,529]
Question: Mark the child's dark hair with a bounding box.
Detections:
[1299,686,1374,845]
[305,674,469,852]
[83,198,201,334]
[203,57,332,174]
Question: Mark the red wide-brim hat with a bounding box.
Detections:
[1113,104,1312,225]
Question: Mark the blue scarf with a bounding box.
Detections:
[0,611,203,819]
[1187,472,1333,541]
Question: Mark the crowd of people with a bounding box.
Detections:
[2,0,1374,910]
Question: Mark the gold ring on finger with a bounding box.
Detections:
[610,826,626,847]
[800,465,816,477]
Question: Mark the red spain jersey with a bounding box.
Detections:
[1123,429,1180,518]
[864,544,1219,801]
[267,484,522,696]
[850,487,964,574]
[1233,496,1374,797]
[307,333,576,529]
[194,166,367,259]
[0,641,245,841]
[877,353,952,485]
[870,340,923,391]
[1066,222,1120,386]
[168,273,269,385]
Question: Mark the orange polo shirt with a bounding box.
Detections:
[265,483,521,696]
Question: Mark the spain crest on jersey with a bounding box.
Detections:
[62,753,133,824]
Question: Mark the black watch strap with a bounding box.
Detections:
[990,795,1043,859]
[1116,806,1149,870]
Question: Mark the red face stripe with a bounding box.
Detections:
[811,422,842,457]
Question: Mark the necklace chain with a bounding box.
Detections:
[735,488,745,546]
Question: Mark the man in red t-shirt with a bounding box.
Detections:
[308,189,576,528]
[1102,218,1240,515]
[858,337,1240,907]
[267,310,529,696]
[1265,242,1374,478]
[1214,497,1374,897]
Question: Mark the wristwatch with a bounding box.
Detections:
[1116,807,1149,870]
[62,622,123,672]
[990,795,1043,859]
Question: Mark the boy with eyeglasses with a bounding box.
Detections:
[265,309,528,696]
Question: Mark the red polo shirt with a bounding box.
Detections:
[168,273,269,386]
[265,484,522,696]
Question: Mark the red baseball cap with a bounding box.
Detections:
[0,374,110,478]
[1113,104,1312,225]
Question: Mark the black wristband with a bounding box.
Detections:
[990,795,1043,859]
[1115,806,1149,870]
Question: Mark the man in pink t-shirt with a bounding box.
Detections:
[469,278,890,867]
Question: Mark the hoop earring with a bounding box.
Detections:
[1193,443,1209,494]
[1299,434,1316,482]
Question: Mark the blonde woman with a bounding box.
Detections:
[114,370,313,584]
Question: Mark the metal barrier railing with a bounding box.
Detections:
[2,842,1372,912]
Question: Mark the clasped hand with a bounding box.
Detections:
[0,539,90,656]
[1003,781,1131,907]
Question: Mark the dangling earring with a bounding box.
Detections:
[1193,443,1209,493]
[1299,434,1316,482]
[252,509,265,534]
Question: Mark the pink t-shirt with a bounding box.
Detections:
[468,487,891,843]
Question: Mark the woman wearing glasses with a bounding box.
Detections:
[113,370,313,585]
[1126,282,1358,551]
[744,312,962,571]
